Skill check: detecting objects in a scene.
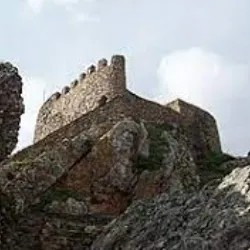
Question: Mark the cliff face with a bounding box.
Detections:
[92,164,250,250]
[0,62,24,161]
[1,58,250,250]
[2,113,250,250]
[0,117,200,249]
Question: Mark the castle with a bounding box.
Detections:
[0,55,227,249]
[34,55,221,164]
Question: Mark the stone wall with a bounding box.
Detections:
[0,63,24,162]
[34,55,126,142]
[14,94,181,165]
[166,99,222,164]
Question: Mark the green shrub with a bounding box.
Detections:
[203,152,234,174]
[136,123,170,171]
[38,188,83,208]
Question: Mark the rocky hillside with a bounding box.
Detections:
[1,65,250,250]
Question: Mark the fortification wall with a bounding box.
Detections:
[166,99,222,164]
[12,97,131,163]
[125,91,180,125]
[13,94,181,164]
[0,63,24,161]
[34,55,126,142]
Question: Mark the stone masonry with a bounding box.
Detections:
[34,55,126,142]
[0,62,24,162]
[166,99,221,164]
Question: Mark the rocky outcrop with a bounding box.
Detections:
[1,113,250,249]
[0,131,91,214]
[92,165,250,250]
[0,118,200,249]
[0,62,24,162]
[56,120,199,215]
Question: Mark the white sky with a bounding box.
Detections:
[1,0,250,156]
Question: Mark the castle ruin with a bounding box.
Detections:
[34,55,221,164]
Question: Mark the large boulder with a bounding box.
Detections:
[0,62,24,162]
[56,119,199,215]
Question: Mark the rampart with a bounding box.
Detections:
[34,55,126,142]
[0,62,24,162]
[166,99,221,164]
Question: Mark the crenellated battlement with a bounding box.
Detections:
[34,55,126,142]
[41,55,126,106]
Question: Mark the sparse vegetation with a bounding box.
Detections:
[9,159,35,171]
[38,188,83,208]
[199,151,235,186]
[136,123,170,171]
[203,151,234,174]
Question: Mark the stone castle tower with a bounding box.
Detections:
[34,55,126,142]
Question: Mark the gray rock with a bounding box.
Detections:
[0,62,24,162]
[92,165,250,250]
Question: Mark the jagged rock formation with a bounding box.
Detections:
[0,62,24,162]
[0,118,200,249]
[1,55,249,250]
[92,165,250,250]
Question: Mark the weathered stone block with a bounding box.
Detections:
[87,65,96,74]
[70,79,78,88]
[79,73,86,81]
[61,86,70,95]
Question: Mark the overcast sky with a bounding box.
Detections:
[1,0,249,156]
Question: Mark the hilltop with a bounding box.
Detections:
[1,56,250,250]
